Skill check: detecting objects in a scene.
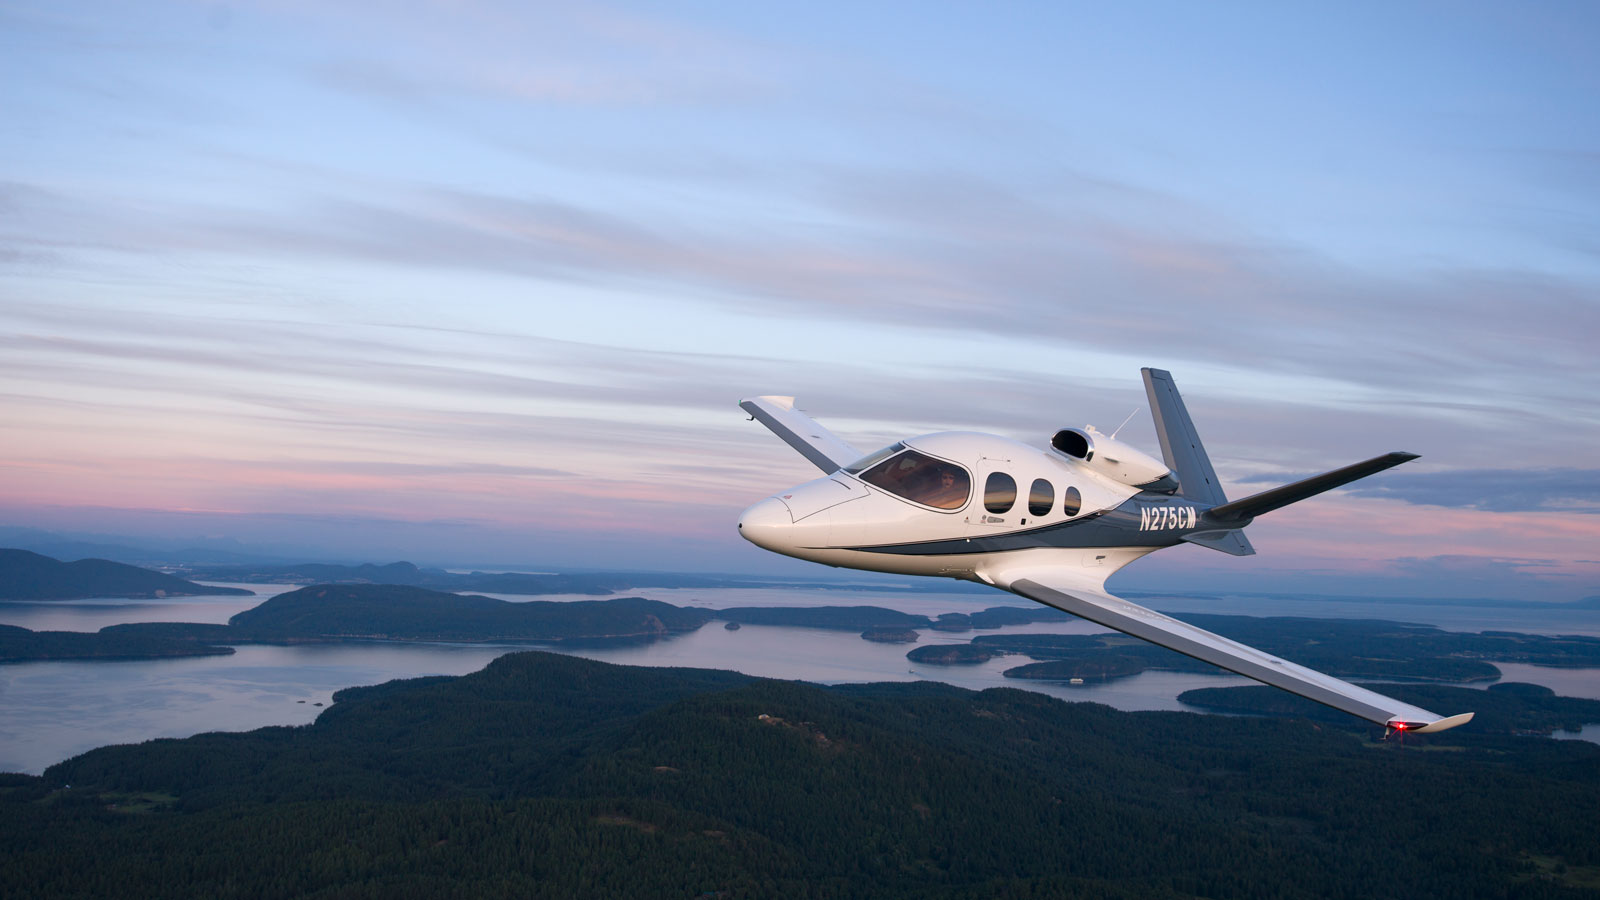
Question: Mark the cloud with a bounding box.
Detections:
[9,163,1596,440]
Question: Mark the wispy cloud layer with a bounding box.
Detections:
[1,1,1597,597]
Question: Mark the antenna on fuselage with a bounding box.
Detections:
[1109,407,1141,439]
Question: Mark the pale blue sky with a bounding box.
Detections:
[2,1,1598,598]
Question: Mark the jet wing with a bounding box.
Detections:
[740,396,862,474]
[990,565,1473,734]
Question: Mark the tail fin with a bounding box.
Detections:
[1141,368,1255,557]
[1141,368,1227,506]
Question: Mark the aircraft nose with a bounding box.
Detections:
[738,497,793,552]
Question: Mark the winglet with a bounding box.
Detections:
[740,396,862,474]
[1392,712,1475,734]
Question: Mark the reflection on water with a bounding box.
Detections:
[561,622,1248,713]
[2,583,1598,775]
[0,583,291,632]
[1488,663,1600,700]
[0,621,1251,776]
[1553,724,1600,743]
[472,586,1016,616]
[0,643,516,776]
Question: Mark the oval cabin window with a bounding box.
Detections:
[1062,485,1082,517]
[984,472,1017,514]
[1028,479,1053,517]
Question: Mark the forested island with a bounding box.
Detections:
[3,651,1598,898]
[11,575,1600,696]
[900,615,1600,687]
[1,586,721,663]
[860,627,919,643]
[0,624,235,663]
[719,606,933,630]
[113,585,716,646]
[906,644,1000,665]
[0,549,253,601]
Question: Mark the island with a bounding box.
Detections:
[0,549,254,601]
[0,623,234,663]
[3,651,1597,898]
[717,606,932,630]
[909,614,1600,685]
[860,627,919,643]
[105,584,718,646]
[929,613,972,632]
[905,644,1000,665]
[1004,656,1153,681]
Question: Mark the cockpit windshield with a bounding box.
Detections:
[854,448,971,510]
[843,442,905,474]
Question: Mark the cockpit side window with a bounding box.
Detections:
[844,442,905,474]
[857,449,971,510]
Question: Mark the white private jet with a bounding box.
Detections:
[738,368,1473,735]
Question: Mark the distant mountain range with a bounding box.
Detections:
[0,549,254,601]
[175,560,986,596]
[0,526,301,567]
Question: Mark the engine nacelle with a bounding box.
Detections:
[1050,426,1179,493]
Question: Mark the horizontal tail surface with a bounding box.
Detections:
[1181,529,1255,557]
[1208,452,1419,524]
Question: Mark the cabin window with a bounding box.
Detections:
[844,442,905,474]
[984,472,1017,514]
[857,449,970,510]
[1028,479,1053,517]
[1062,485,1082,517]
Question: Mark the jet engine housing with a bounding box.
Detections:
[1050,426,1178,492]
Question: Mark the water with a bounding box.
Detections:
[2,584,1597,775]
[0,642,515,775]
[1553,724,1600,743]
[0,582,287,631]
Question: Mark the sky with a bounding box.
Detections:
[2,1,1598,600]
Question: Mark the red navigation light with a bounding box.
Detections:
[1392,722,1408,732]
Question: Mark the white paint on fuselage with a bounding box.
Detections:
[738,431,1152,583]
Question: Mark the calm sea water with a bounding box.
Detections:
[1,584,1597,775]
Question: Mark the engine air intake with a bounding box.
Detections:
[1051,428,1092,460]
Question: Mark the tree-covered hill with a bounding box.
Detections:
[3,652,1598,898]
[0,549,254,601]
